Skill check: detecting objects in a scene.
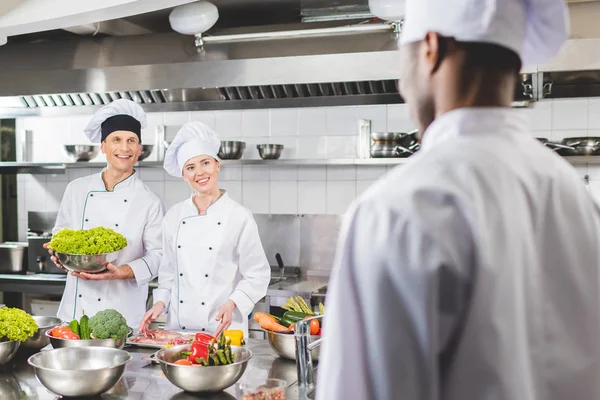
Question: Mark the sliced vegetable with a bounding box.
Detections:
[174,359,193,366]
[69,320,80,337]
[189,340,209,364]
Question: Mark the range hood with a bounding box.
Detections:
[0,22,406,116]
[1,20,600,116]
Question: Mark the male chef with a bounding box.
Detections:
[49,99,164,329]
[318,1,600,399]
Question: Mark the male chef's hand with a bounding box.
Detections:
[138,302,165,334]
[214,300,236,338]
[72,263,134,281]
[43,242,66,270]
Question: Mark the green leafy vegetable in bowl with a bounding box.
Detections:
[0,307,38,342]
[49,227,127,255]
[89,309,130,340]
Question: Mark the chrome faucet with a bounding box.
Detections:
[295,314,325,388]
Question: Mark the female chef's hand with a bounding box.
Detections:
[214,300,236,338]
[72,263,134,280]
[43,242,65,270]
[138,302,165,334]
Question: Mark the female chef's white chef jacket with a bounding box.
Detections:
[53,170,164,329]
[317,108,600,400]
[152,191,270,337]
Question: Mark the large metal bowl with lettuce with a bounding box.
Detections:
[49,227,127,273]
[0,307,38,363]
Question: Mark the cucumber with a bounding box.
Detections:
[279,317,294,328]
[283,311,312,323]
[79,315,90,340]
[69,320,80,337]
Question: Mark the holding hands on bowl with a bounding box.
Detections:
[45,227,132,281]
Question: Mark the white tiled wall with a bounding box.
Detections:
[15,99,600,240]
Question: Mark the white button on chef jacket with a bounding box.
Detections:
[152,190,270,338]
[53,170,164,329]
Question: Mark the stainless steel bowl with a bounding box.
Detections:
[559,137,600,156]
[156,343,252,393]
[28,347,131,397]
[46,329,130,349]
[138,144,154,161]
[22,316,63,350]
[264,330,320,361]
[219,141,246,160]
[257,144,284,160]
[63,145,100,162]
[54,251,119,273]
[0,340,20,365]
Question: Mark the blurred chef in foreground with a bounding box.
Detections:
[318,1,600,399]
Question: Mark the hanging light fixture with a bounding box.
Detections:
[169,1,219,36]
[368,0,405,21]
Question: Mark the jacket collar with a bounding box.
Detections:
[420,107,529,151]
[186,190,230,215]
[92,169,139,191]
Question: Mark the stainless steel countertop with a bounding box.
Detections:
[0,273,328,296]
[0,339,314,399]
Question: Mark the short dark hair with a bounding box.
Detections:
[454,40,522,75]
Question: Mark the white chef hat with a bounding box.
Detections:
[400,0,569,66]
[83,99,147,143]
[163,121,221,177]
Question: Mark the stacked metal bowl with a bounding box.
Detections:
[63,145,100,162]
[370,131,420,158]
[22,316,63,351]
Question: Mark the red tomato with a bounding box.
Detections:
[309,319,320,335]
[51,326,73,338]
[174,359,193,366]
[59,331,80,340]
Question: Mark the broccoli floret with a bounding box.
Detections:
[89,309,130,340]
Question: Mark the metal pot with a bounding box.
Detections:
[370,132,403,142]
[559,137,600,156]
[0,242,28,273]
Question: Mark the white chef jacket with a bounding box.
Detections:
[317,108,600,400]
[153,191,270,337]
[53,170,164,329]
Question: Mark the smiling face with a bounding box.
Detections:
[182,155,220,196]
[101,130,142,172]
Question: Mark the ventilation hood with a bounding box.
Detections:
[0,22,408,116]
[1,17,600,117]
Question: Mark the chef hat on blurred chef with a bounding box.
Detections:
[400,0,569,66]
[163,121,221,177]
[83,99,147,143]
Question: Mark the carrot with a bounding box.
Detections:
[253,312,289,332]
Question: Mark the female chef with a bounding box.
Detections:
[139,121,270,338]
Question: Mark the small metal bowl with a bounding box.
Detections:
[63,145,100,162]
[28,347,131,397]
[138,144,154,161]
[257,144,284,160]
[156,343,252,393]
[45,328,130,349]
[22,316,63,351]
[53,251,120,273]
[219,141,246,160]
[264,330,320,361]
[370,132,402,142]
[0,340,20,365]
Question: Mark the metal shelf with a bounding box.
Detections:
[1,156,599,174]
